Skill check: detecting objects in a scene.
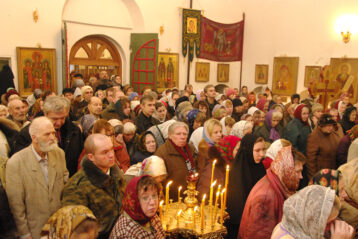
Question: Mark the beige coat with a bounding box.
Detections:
[5,146,69,239]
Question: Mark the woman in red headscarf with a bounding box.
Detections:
[110,175,165,239]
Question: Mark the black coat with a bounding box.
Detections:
[13,118,83,177]
[134,112,160,135]
[130,150,152,165]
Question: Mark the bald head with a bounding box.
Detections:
[84,133,112,154]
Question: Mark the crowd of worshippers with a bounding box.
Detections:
[0,71,358,239]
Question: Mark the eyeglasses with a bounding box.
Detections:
[140,194,159,203]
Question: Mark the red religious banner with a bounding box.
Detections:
[199,16,244,62]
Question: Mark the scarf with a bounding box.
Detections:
[41,205,97,239]
[270,146,297,196]
[215,135,241,163]
[309,169,340,195]
[293,104,309,125]
[202,125,215,146]
[266,169,287,221]
[122,175,152,225]
[169,139,195,174]
[266,110,281,141]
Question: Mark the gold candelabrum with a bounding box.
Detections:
[161,172,228,238]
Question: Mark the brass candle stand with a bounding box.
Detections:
[162,174,227,238]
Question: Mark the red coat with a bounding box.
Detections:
[238,169,287,239]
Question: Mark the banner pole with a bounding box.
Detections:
[239,12,245,90]
[186,0,193,85]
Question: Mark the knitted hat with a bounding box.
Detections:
[129,92,139,101]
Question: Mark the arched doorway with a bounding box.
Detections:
[69,35,122,83]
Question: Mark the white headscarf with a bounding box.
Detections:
[247,106,259,116]
[266,139,284,160]
[189,126,204,152]
[281,185,335,239]
[220,117,228,135]
[140,156,167,178]
[230,120,253,138]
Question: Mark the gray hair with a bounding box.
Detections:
[43,96,70,114]
[0,105,8,113]
[168,121,189,136]
[29,116,53,137]
[7,99,22,110]
[272,110,283,120]
[123,122,136,134]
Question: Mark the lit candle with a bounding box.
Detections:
[159,200,164,223]
[213,191,220,227]
[201,194,206,231]
[209,180,217,228]
[178,186,182,203]
[177,209,182,228]
[193,206,198,229]
[165,181,173,211]
[224,165,230,208]
[221,189,225,224]
[210,159,217,188]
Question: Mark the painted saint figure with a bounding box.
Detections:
[158,57,166,88]
[166,57,174,88]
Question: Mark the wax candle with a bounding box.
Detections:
[159,200,164,223]
[177,209,182,228]
[178,186,182,203]
[224,165,230,208]
[165,181,173,211]
[209,180,216,228]
[193,206,198,229]
[210,159,217,187]
[221,189,225,224]
[201,194,206,231]
[213,191,220,227]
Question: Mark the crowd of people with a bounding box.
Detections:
[0,70,358,239]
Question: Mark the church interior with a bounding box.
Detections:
[2,0,358,97]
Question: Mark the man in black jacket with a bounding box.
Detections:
[13,96,83,176]
[134,95,160,134]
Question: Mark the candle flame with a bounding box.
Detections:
[160,200,164,206]
[178,209,183,216]
[178,186,182,191]
[226,165,230,170]
[211,180,217,187]
[195,173,199,177]
[194,206,198,212]
[213,159,217,165]
[216,191,220,196]
[202,194,207,201]
[166,181,173,187]
[221,188,226,194]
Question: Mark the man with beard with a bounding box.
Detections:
[7,99,29,128]
[13,96,83,176]
[5,117,68,239]
[86,96,103,119]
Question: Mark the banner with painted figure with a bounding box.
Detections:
[199,16,244,62]
[182,9,201,62]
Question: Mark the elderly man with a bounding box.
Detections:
[62,134,126,239]
[155,121,196,201]
[6,117,68,239]
[14,96,83,176]
[7,99,28,128]
[87,96,103,119]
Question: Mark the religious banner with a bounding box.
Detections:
[199,16,244,62]
[182,9,201,62]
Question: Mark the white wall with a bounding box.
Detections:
[1,0,358,95]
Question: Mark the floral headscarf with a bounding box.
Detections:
[41,205,97,239]
[215,135,240,163]
[230,120,252,138]
[123,175,154,225]
[270,146,297,195]
[309,169,340,195]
